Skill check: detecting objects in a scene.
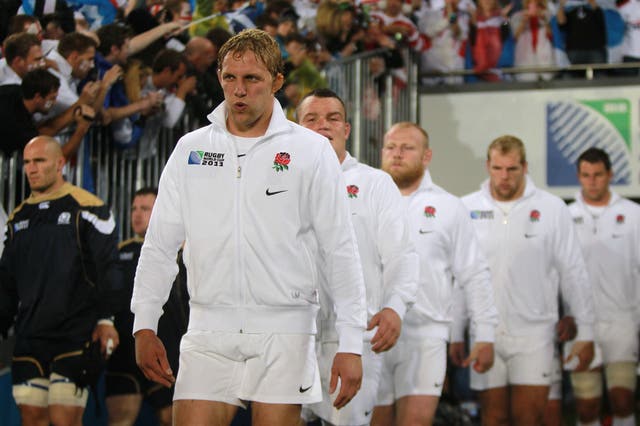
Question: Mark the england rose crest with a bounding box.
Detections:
[347,185,359,199]
[530,209,540,222]
[616,214,625,224]
[424,206,436,218]
[273,152,290,172]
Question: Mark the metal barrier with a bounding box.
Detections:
[0,47,418,240]
[324,48,419,168]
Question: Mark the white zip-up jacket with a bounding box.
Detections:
[132,100,367,354]
[568,191,640,326]
[318,153,418,342]
[403,172,498,342]
[461,177,594,341]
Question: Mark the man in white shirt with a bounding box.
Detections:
[297,90,418,426]
[567,147,639,426]
[461,135,595,425]
[0,33,46,86]
[372,122,498,426]
[132,29,366,426]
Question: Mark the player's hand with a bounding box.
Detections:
[329,352,362,409]
[448,341,466,367]
[79,81,99,105]
[556,315,577,342]
[463,342,494,373]
[368,308,401,353]
[92,323,119,358]
[565,340,594,372]
[135,329,175,387]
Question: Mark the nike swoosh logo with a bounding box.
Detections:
[434,382,442,388]
[524,233,537,238]
[419,229,433,234]
[299,385,312,393]
[364,410,372,417]
[266,189,288,196]
[542,373,550,378]
[612,234,623,238]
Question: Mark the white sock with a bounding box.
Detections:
[577,421,600,426]
[612,414,635,426]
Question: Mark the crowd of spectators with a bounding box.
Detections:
[0,0,634,163]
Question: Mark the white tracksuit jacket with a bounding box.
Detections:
[131,100,367,354]
[317,153,418,342]
[568,191,640,326]
[402,172,498,342]
[461,177,595,341]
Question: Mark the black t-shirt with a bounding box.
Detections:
[0,84,38,156]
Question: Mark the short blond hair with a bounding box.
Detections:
[387,122,430,148]
[487,135,526,164]
[217,28,282,77]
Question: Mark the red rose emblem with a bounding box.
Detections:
[424,206,436,218]
[273,152,290,172]
[530,209,540,222]
[347,185,359,199]
[616,214,625,224]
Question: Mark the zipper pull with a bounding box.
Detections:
[237,165,241,178]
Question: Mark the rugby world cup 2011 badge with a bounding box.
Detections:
[188,151,225,166]
[546,99,630,187]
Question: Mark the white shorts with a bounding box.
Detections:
[596,320,638,365]
[174,331,321,407]
[376,336,447,405]
[306,342,382,425]
[548,351,563,401]
[471,333,554,390]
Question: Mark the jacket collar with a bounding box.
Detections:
[574,189,621,208]
[341,151,358,171]
[207,98,292,138]
[417,170,434,192]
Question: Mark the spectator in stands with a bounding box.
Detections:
[95,23,168,148]
[556,0,607,75]
[0,69,95,158]
[46,32,120,121]
[471,0,512,81]
[256,13,279,37]
[106,187,189,426]
[0,136,120,426]
[317,1,366,58]
[371,0,429,54]
[281,33,327,119]
[41,13,66,40]
[0,33,46,86]
[276,8,301,60]
[184,36,223,125]
[416,0,474,84]
[190,0,231,37]
[138,48,196,158]
[512,0,555,81]
[617,0,640,74]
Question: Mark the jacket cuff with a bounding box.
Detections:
[450,321,466,342]
[383,295,408,321]
[575,322,594,342]
[132,305,161,336]
[473,323,495,343]
[337,326,364,355]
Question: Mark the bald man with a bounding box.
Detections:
[184,36,224,125]
[0,137,122,426]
